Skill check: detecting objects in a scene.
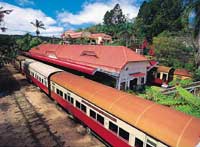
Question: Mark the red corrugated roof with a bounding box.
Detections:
[174,69,192,77]
[29,44,148,73]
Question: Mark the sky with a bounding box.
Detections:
[0,0,144,37]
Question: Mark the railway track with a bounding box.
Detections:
[0,64,105,147]
[12,91,65,147]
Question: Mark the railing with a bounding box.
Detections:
[161,81,200,95]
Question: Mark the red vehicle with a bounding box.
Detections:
[20,59,200,147]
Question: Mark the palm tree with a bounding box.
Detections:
[30,19,46,36]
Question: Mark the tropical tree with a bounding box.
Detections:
[182,0,200,69]
[103,4,126,26]
[16,33,42,51]
[135,0,184,42]
[140,86,200,118]
[30,19,46,36]
[153,31,194,69]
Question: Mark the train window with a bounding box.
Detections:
[90,110,96,119]
[64,94,67,100]
[119,127,129,141]
[135,138,143,147]
[76,101,81,109]
[70,97,74,104]
[146,139,157,147]
[56,89,59,95]
[60,91,63,97]
[162,73,167,81]
[109,122,118,134]
[157,73,160,78]
[97,114,104,125]
[52,86,55,92]
[42,79,43,84]
[67,96,70,102]
[81,104,86,113]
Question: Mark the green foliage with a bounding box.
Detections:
[153,33,194,68]
[158,97,185,106]
[0,35,18,58]
[142,86,200,117]
[30,37,42,48]
[193,69,200,81]
[169,79,193,87]
[135,0,184,41]
[175,86,200,117]
[73,38,90,45]
[176,86,200,107]
[16,33,42,51]
[174,105,199,116]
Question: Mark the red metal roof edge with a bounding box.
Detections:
[130,72,145,77]
[174,69,192,77]
[28,52,97,75]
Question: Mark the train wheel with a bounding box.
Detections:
[68,110,74,120]
[86,127,91,135]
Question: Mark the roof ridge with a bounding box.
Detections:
[176,117,194,147]
[122,46,128,64]
[135,103,156,125]
[108,93,128,110]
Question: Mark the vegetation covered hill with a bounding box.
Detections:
[80,0,200,80]
[0,34,61,59]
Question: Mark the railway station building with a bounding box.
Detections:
[27,44,149,90]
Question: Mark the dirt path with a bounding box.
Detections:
[0,64,105,147]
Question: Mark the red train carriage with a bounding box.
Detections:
[50,72,200,147]
[23,59,62,94]
[22,60,200,147]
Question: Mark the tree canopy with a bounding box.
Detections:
[153,31,195,70]
[103,4,126,26]
[135,0,184,41]
[16,33,42,51]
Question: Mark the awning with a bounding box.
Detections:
[130,72,145,77]
[147,60,158,71]
[24,52,97,75]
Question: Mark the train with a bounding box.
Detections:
[14,56,200,147]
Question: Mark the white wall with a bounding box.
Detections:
[118,61,149,90]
